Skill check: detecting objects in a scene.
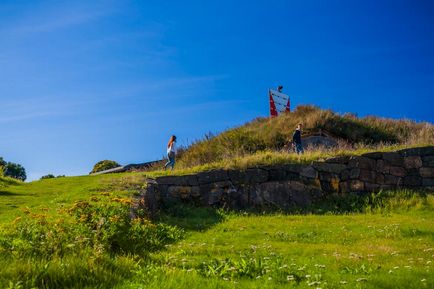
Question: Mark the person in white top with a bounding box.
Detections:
[164,135,177,170]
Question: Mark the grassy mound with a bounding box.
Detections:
[177,105,434,168]
[1,177,432,288]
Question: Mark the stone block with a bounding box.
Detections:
[403,176,422,187]
[361,151,384,160]
[422,178,434,187]
[325,155,351,164]
[313,162,347,174]
[358,169,377,182]
[365,182,381,192]
[339,181,350,193]
[404,156,423,169]
[208,188,224,206]
[190,186,201,197]
[198,170,228,184]
[406,168,420,176]
[375,159,389,173]
[398,147,434,156]
[300,166,318,179]
[268,167,287,181]
[245,168,269,183]
[420,167,434,178]
[258,182,291,208]
[383,152,404,166]
[309,186,324,199]
[349,180,365,192]
[422,156,434,167]
[281,163,303,173]
[167,186,191,198]
[375,173,385,184]
[290,190,312,207]
[185,175,199,186]
[320,178,339,193]
[399,147,422,157]
[389,166,407,177]
[319,172,339,181]
[156,176,188,186]
[399,146,434,156]
[349,156,377,170]
[384,175,402,186]
[350,168,360,179]
[199,184,213,205]
[158,185,169,198]
[340,169,350,181]
[228,170,246,184]
[419,146,434,156]
[301,176,321,187]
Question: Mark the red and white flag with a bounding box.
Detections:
[269,89,290,117]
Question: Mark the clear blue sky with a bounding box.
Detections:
[1,0,433,181]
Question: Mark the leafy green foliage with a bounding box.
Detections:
[40,174,55,179]
[90,160,121,174]
[3,162,26,181]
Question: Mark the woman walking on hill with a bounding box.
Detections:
[164,135,177,170]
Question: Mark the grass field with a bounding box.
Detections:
[0,174,433,289]
[142,209,434,289]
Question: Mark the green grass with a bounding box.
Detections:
[0,173,148,223]
[143,143,434,178]
[1,174,433,289]
[124,193,434,289]
[176,105,434,168]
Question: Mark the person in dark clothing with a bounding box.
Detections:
[292,123,304,154]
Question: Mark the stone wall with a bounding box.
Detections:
[142,146,434,212]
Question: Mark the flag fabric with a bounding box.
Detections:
[269,89,290,117]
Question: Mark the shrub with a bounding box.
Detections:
[90,160,120,174]
[0,157,5,176]
[0,194,183,259]
[3,162,26,181]
[40,174,55,180]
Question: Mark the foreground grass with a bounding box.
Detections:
[140,210,433,289]
[1,174,433,289]
[0,173,148,222]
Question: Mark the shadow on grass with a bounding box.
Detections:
[0,190,21,197]
[157,203,226,232]
[157,190,433,229]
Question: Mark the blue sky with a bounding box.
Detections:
[1,0,433,181]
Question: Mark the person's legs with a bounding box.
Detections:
[170,155,176,170]
[164,153,172,170]
[164,153,176,170]
[296,143,304,154]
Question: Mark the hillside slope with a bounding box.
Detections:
[178,105,434,168]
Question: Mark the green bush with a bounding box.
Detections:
[0,194,183,259]
[90,160,121,174]
[40,174,55,180]
[3,162,26,181]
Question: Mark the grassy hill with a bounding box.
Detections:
[0,174,433,288]
[176,105,434,168]
[1,106,434,288]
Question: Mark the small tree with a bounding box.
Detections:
[4,162,27,181]
[90,160,121,174]
[0,157,6,176]
[41,174,55,180]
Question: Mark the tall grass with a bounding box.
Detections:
[176,105,434,169]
